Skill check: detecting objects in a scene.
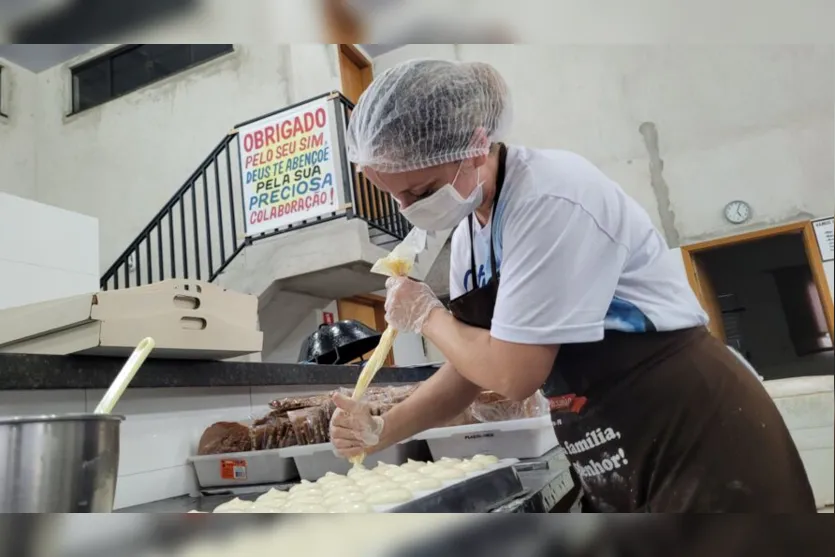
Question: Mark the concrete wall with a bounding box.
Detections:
[373,45,834,246]
[0,59,37,200]
[0,192,99,310]
[30,44,341,274]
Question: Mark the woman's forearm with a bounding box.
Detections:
[372,362,481,452]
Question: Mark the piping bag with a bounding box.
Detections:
[348,227,428,465]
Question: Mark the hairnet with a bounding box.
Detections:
[345,59,511,173]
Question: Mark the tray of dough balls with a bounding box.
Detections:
[207,454,523,514]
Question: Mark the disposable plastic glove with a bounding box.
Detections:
[329,392,385,459]
[384,276,445,334]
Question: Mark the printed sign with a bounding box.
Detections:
[322,311,334,325]
[220,459,248,481]
[237,98,339,236]
[812,217,834,262]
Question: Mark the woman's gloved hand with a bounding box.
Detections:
[329,392,385,459]
[384,276,445,334]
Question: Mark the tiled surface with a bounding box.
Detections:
[114,466,199,510]
[0,389,86,417]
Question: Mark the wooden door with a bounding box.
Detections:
[337,296,395,365]
[337,44,394,227]
[338,44,372,104]
[802,221,835,341]
[682,251,727,341]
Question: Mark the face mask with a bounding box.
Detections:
[399,165,483,231]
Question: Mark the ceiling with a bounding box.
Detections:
[0,44,100,72]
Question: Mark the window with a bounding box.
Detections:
[71,44,234,113]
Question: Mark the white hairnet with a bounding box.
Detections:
[346,59,511,173]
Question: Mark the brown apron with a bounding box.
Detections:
[448,146,817,513]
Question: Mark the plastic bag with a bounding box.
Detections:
[349,229,428,467]
[469,390,550,423]
[288,406,330,445]
[369,227,427,278]
[268,394,331,413]
[337,384,420,418]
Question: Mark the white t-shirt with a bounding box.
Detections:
[449,145,708,345]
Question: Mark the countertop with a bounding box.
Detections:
[0,353,439,390]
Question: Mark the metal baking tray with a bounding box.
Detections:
[388,464,526,513]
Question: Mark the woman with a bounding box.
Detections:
[329,59,816,512]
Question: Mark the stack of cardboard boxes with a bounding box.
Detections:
[0,280,262,359]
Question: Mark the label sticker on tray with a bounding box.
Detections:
[220,459,248,481]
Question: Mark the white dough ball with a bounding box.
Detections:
[389,472,425,484]
[353,474,385,486]
[287,492,324,505]
[347,465,370,477]
[363,482,401,495]
[365,488,414,505]
[283,503,328,513]
[456,461,486,474]
[256,488,288,502]
[425,467,465,480]
[324,490,368,504]
[213,498,253,513]
[289,480,320,493]
[471,454,499,465]
[403,477,443,492]
[437,457,463,466]
[400,459,426,471]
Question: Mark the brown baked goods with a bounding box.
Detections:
[288,406,330,445]
[197,422,253,455]
[268,394,331,413]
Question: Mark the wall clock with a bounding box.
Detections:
[724,200,752,225]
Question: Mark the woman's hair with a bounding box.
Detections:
[346,59,512,173]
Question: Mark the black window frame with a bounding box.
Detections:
[70,44,234,114]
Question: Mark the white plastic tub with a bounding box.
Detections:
[764,375,834,509]
[414,416,558,461]
[280,440,426,481]
[188,449,299,488]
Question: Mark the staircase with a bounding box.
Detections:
[98,92,452,357]
[100,91,418,294]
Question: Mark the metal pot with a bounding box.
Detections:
[0,414,124,513]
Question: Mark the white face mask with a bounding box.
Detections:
[399,164,483,231]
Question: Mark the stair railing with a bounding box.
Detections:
[100,92,411,291]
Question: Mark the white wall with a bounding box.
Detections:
[0,192,99,310]
[0,59,37,200]
[28,44,340,274]
[374,45,834,245]
[263,299,339,363]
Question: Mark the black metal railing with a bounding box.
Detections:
[100,92,411,291]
